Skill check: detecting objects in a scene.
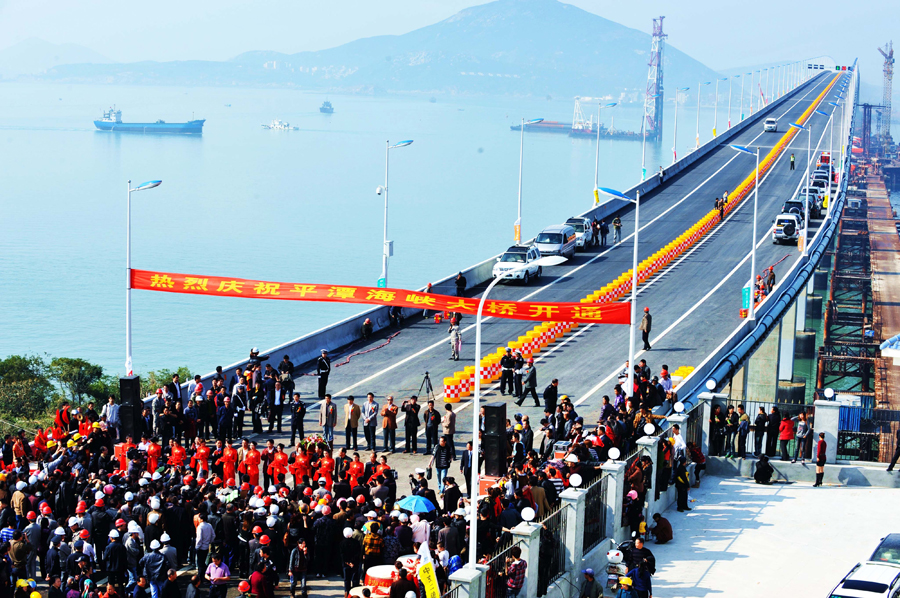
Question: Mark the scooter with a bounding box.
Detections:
[606,534,637,591]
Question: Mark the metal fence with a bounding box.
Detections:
[684,403,703,447]
[709,399,815,460]
[837,405,900,462]
[484,541,523,598]
[582,473,608,553]
[441,582,461,598]
[540,502,568,589]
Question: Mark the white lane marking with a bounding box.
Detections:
[330,78,829,399]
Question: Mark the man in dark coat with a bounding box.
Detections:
[217,398,235,442]
[104,530,128,590]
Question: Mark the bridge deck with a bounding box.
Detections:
[866,175,900,409]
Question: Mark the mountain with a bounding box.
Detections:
[40,0,719,99]
[0,38,113,78]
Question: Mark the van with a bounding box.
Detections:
[534,224,577,259]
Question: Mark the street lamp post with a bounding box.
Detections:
[696,81,711,149]
[728,75,738,130]
[125,179,162,375]
[377,140,413,288]
[466,254,565,570]
[594,104,616,204]
[764,68,770,105]
[713,77,727,137]
[515,118,543,243]
[673,87,689,164]
[730,145,760,320]
[740,73,748,122]
[640,94,659,182]
[597,187,641,398]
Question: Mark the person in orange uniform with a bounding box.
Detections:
[169,439,187,468]
[147,438,162,474]
[289,444,311,486]
[316,449,335,490]
[239,440,262,487]
[118,435,137,472]
[32,428,48,458]
[347,452,365,489]
[267,444,289,485]
[191,439,211,478]
[218,443,238,483]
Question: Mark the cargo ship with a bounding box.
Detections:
[93,107,205,134]
[319,101,334,114]
[509,120,569,132]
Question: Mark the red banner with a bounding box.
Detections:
[131,269,631,325]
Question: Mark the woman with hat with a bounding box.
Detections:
[615,576,638,598]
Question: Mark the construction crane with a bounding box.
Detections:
[644,16,666,140]
[878,41,894,153]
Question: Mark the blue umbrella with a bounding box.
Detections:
[396,495,436,513]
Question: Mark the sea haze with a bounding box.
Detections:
[0,81,718,376]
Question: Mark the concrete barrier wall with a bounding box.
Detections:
[182,76,824,394]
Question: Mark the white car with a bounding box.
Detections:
[492,245,543,284]
[565,217,592,251]
[764,118,778,132]
[772,214,801,244]
[829,561,900,597]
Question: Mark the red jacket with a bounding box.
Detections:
[817,439,827,462]
[778,419,795,441]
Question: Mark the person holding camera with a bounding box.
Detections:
[401,396,421,454]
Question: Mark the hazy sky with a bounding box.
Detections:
[0,0,893,89]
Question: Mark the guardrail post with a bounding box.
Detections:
[600,460,627,544]
[636,436,662,516]
[511,521,542,598]
[559,487,586,597]
[449,565,488,598]
[814,400,839,463]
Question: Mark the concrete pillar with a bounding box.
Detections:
[813,268,829,291]
[807,293,823,319]
[730,365,748,404]
[795,283,808,331]
[746,326,780,401]
[636,436,661,517]
[511,521,541,598]
[559,487,586,595]
[778,302,797,381]
[600,460,627,544]
[700,399,712,456]
[814,400,839,463]
[449,566,488,598]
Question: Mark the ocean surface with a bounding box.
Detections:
[0,81,747,376]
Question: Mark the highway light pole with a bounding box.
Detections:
[740,73,748,121]
[125,179,162,376]
[727,75,737,129]
[696,81,710,149]
[672,87,689,164]
[467,254,565,571]
[515,118,543,243]
[598,187,641,398]
[594,104,616,203]
[713,77,727,137]
[377,140,413,288]
[730,145,759,320]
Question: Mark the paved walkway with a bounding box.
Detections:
[646,476,900,597]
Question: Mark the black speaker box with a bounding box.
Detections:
[483,402,506,436]
[119,375,142,440]
[482,435,507,477]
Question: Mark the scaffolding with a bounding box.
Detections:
[878,41,894,153]
[644,16,666,139]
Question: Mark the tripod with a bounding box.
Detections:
[418,371,436,403]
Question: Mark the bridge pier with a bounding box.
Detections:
[744,324,780,401]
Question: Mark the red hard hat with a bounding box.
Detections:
[259,535,270,545]
[95,499,104,508]
[356,495,365,504]
[183,475,194,485]
[644,307,650,312]
[241,482,250,491]
[238,581,251,593]
[252,526,262,534]
[41,506,52,515]
[75,505,86,514]
[528,358,534,364]
[26,512,36,520]
[303,488,313,497]
[227,478,236,487]
[197,478,207,486]
[115,519,126,527]
[80,529,90,539]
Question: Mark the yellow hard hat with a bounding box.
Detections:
[47,440,57,448]
[619,577,632,586]
[92,422,101,429]
[15,580,27,588]
[67,440,76,448]
[72,433,82,441]
[514,424,523,431]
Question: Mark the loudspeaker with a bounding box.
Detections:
[483,402,506,436]
[119,375,142,440]
[482,435,507,477]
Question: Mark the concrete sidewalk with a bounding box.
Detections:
[642,476,900,597]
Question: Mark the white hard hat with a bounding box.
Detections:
[124,492,134,502]
[343,527,353,539]
[160,533,171,543]
[148,513,159,524]
[365,511,377,518]
[454,508,467,516]
[390,510,400,518]
[373,498,382,507]
[266,516,277,528]
[108,530,119,538]
[268,485,277,494]
[95,490,105,501]
[398,513,409,522]
[139,479,149,487]
[15,482,26,491]
[67,517,78,527]
[54,526,66,536]
[150,498,161,510]
[564,454,579,463]
[28,476,37,486]
[151,472,162,481]
[406,592,417,598]
[255,508,266,516]
[127,521,142,533]
[150,540,161,550]
[269,505,279,515]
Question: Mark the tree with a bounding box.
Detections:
[140,366,192,399]
[48,357,104,403]
[0,355,54,417]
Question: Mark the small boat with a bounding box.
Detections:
[319,101,334,114]
[262,120,293,130]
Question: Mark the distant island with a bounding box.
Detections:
[17,0,720,99]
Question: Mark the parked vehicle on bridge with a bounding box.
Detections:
[829,561,900,597]
[799,186,825,210]
[534,224,577,259]
[764,118,778,132]
[772,214,801,244]
[565,217,592,251]
[492,245,543,284]
[782,197,818,221]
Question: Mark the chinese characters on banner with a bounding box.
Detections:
[131,269,631,325]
